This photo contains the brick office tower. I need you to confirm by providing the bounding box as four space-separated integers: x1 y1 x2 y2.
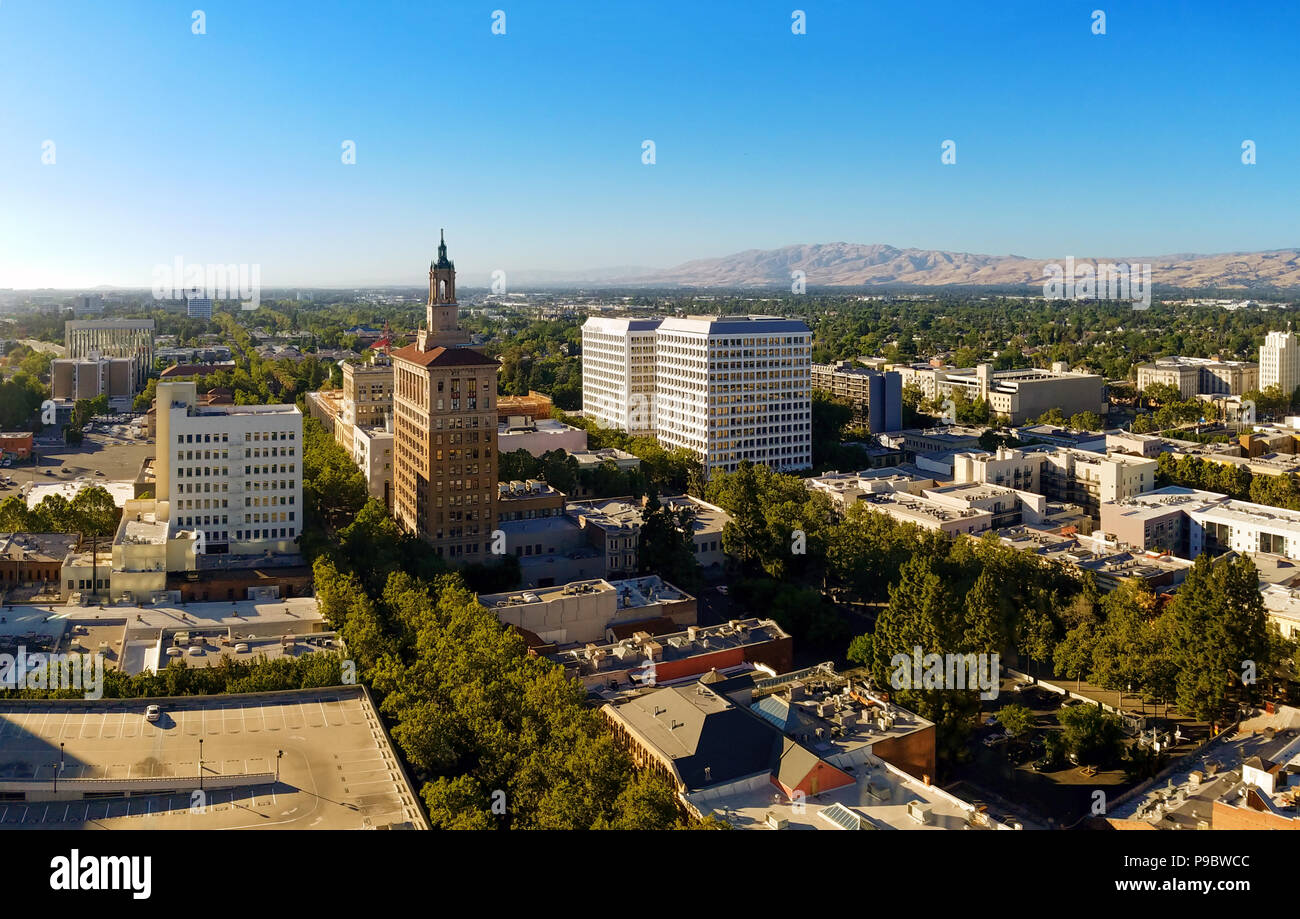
392 232 500 561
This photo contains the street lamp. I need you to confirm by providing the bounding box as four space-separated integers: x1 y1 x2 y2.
51 764 58 794
60 742 65 768
198 738 204 792
276 750 283 782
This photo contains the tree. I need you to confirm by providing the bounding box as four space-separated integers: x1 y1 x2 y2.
997 703 1035 739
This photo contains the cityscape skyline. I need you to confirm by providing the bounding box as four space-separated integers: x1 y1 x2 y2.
3 0 1298 289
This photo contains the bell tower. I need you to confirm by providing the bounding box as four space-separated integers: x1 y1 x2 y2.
418 229 469 350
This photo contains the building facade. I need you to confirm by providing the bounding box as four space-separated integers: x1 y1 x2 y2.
391 233 500 560
154 380 303 556
1261 330 1300 396
580 317 660 435
1136 356 1259 399
65 319 155 391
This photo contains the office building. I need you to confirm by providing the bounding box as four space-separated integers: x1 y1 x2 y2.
581 317 660 435
154 379 303 556
391 233 500 560
51 354 135 403
580 315 813 476
1260 330 1300 396
185 292 213 319
1136 356 1259 399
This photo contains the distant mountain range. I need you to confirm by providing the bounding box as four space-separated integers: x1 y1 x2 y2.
581 243 1300 291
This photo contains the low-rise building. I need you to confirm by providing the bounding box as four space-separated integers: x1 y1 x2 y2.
550 617 792 694
480 575 696 645
497 415 588 458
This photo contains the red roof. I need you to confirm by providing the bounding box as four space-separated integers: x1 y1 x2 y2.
391 344 498 368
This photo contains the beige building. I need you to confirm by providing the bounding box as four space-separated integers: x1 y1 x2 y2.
1261 330 1300 396
336 355 394 448
391 233 500 561
480 575 696 645
893 361 1105 424
1136 356 1258 398
953 445 1156 516
51 355 135 402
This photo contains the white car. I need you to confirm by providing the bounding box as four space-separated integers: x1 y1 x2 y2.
145 704 161 723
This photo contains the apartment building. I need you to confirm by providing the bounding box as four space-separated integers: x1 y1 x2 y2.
1100 485 1300 562
953 445 1156 516
1136 356 1259 398
65 318 155 391
154 379 303 556
391 233 500 560
811 362 903 431
1260 330 1300 395
581 317 660 434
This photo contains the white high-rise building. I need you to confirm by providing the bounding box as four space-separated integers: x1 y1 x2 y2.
655 316 812 475
155 380 303 556
581 315 812 476
581 317 659 435
1260 330 1300 396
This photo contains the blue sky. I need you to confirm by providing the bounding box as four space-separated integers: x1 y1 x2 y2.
1 0 1297 288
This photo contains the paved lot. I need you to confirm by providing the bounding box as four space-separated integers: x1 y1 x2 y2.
1 433 153 496
0 688 426 829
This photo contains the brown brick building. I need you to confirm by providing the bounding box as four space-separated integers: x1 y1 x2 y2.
391 233 499 560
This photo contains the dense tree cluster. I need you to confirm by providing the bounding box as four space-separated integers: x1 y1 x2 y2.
0 485 120 537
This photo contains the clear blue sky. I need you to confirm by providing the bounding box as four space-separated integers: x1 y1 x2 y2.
1 0 1296 288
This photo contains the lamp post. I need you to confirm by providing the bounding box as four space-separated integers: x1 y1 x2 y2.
60 742 65 769
276 750 283 782
51 763 58 794
198 738 204 793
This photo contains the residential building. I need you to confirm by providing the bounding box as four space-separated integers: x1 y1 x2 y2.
954 445 1156 517
1101 485 1300 561
811 362 902 432
391 233 500 561
65 319 155 391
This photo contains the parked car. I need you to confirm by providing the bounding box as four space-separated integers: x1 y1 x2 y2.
145 704 161 723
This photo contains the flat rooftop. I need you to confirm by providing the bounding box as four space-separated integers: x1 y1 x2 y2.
0 686 426 829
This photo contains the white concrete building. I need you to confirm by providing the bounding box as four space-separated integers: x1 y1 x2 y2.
581 317 660 435
655 315 812 476
1260 330 1300 396
953 445 1156 515
497 416 588 457
155 380 303 556
352 424 394 509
